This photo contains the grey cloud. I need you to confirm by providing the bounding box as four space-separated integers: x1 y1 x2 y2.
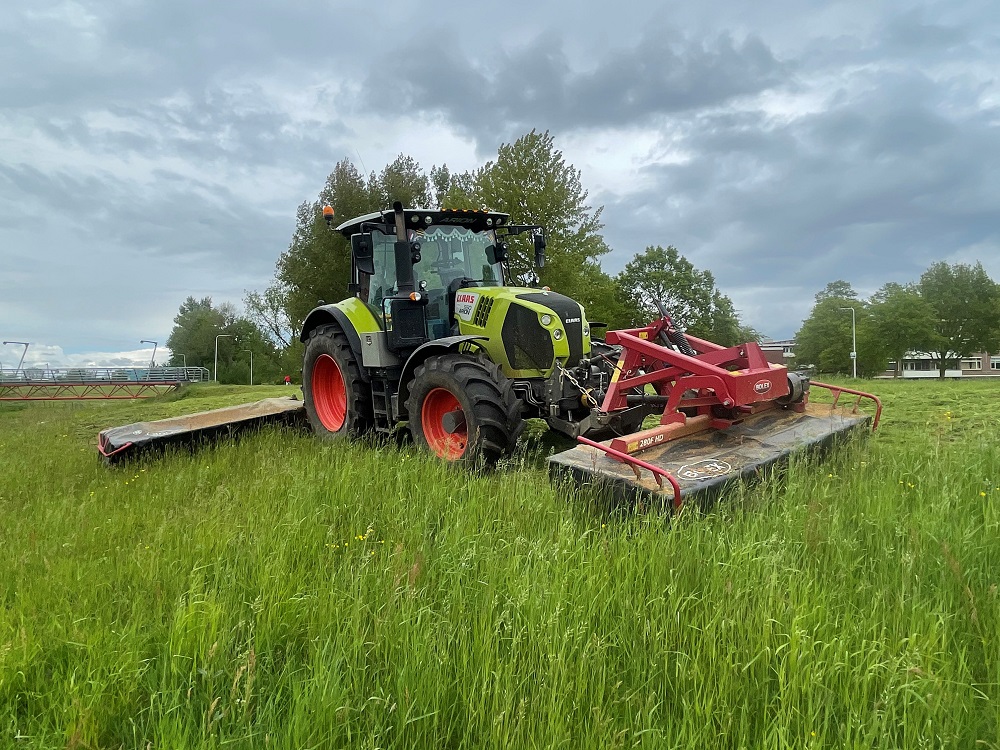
0 161 287 274
1 0 372 110
364 28 789 148
3 0 999 354
600 65 1000 338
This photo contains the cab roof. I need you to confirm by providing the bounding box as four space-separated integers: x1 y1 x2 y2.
335 207 511 238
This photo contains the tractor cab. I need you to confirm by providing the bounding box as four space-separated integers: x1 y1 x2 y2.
332 203 545 350
364 223 504 338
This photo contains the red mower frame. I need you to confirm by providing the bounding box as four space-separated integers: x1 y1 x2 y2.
578 311 882 507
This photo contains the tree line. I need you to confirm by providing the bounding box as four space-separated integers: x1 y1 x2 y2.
167 130 757 383
796 263 1000 378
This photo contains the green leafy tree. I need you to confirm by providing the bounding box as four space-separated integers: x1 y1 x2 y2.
262 131 627 337
244 284 293 348
919 261 1000 378
225 318 281 384
429 164 456 207
868 282 937 377
464 130 611 308
166 297 278 383
575 261 635 330
815 280 858 302
165 296 235 371
707 290 761 346
274 160 370 328
795 282 884 376
613 245 755 346
272 156 434 332
367 154 430 210
439 168 477 209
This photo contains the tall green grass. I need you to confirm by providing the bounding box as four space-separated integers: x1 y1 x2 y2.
0 379 997 748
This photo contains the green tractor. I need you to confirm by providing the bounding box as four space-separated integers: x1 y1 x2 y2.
298 201 641 462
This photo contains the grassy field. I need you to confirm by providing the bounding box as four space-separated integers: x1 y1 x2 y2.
0 379 997 749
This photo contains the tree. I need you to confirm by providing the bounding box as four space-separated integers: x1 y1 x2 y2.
367 154 430 210
272 156 435 332
244 283 294 348
262 131 630 334
465 130 611 305
815 280 858 303
918 261 1000 378
613 245 755 346
794 282 885 376
429 164 454 207
166 297 279 383
165 296 235 370
707 289 761 346
573 260 635 330
868 282 937 376
274 160 370 328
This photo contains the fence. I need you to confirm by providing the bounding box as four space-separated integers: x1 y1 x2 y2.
0 366 211 400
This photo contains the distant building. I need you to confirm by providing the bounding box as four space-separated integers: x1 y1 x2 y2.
759 338 1000 378
760 338 796 367
882 352 1000 379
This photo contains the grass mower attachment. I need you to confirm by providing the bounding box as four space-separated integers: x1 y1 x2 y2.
97 397 306 464
548 306 882 510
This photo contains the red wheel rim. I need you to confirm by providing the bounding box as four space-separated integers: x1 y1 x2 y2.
421 387 467 460
313 354 347 431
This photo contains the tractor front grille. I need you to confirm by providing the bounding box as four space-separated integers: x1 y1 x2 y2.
472 296 494 327
502 304 554 371
517 292 584 365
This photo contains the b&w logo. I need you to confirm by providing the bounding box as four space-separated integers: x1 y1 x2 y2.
676 459 733 481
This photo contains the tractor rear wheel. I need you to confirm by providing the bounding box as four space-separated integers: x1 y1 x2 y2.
406 354 523 464
303 325 372 438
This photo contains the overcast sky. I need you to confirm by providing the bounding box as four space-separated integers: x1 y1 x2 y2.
2 0 998 367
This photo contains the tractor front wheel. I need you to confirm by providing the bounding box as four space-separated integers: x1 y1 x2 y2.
406 355 523 465
303 325 372 439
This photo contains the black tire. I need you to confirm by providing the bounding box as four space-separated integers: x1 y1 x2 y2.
405 354 523 464
302 325 372 439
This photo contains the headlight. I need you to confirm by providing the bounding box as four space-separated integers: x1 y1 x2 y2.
583 324 590 336
540 314 553 326
553 329 563 340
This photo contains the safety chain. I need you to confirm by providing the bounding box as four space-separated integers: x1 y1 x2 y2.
555 360 599 408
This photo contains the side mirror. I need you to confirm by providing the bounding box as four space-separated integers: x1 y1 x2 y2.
533 234 546 268
351 234 375 275
486 242 508 265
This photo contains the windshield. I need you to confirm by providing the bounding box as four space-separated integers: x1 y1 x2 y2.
410 225 502 291
366 225 503 309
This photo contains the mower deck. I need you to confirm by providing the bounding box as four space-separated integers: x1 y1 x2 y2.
548 402 872 509
97 397 306 463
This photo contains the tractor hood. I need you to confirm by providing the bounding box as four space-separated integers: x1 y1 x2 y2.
454 286 591 376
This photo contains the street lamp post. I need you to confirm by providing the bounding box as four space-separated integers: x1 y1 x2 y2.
214 334 234 382
3 341 30 374
839 307 857 378
140 339 158 377
242 350 253 385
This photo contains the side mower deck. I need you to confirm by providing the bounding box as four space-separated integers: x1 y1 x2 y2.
97 397 306 463
548 401 873 510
